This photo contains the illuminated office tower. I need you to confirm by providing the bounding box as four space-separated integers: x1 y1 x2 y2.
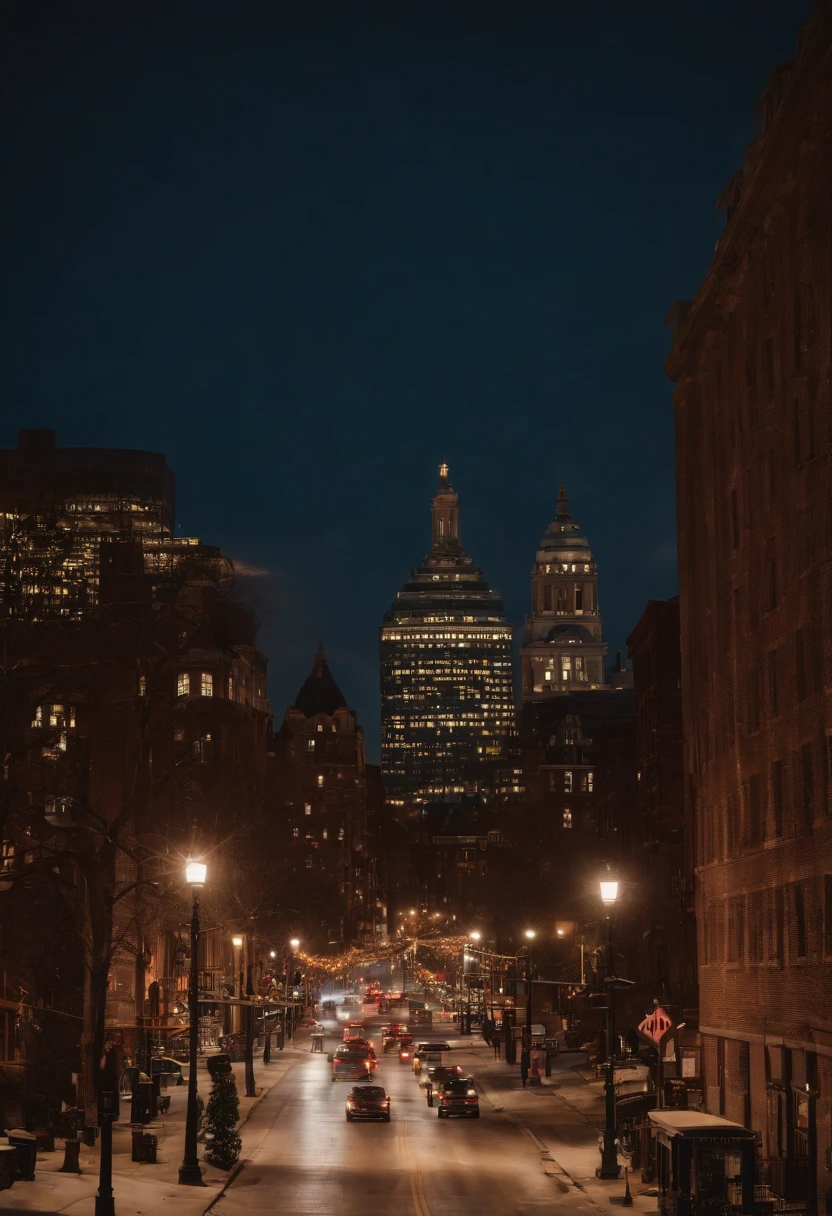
380 465 515 804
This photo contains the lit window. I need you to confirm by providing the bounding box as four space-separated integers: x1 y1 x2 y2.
338 826 344 840
322 827 328 840
544 670 552 681
174 728 185 741
177 672 190 697
307 739 315 751
317 774 324 788
228 676 233 699
564 771 573 793
201 672 213 697
304 803 312 816
293 828 299 838
582 771 594 793
32 705 43 727
563 808 572 829
139 675 147 697
317 723 323 732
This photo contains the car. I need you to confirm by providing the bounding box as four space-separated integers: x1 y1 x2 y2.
150 1056 184 1085
331 1045 377 1082
345 1084 391 1122
422 1065 465 1105
343 1037 375 1056
343 1021 365 1040
415 1040 452 1054
436 1078 480 1118
398 1040 414 1063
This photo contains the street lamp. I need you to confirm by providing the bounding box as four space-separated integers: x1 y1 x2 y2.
179 859 207 1186
597 873 621 1180
286 939 300 1037
523 931 536 1031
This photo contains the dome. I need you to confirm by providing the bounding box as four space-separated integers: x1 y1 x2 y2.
536 485 592 559
545 623 595 645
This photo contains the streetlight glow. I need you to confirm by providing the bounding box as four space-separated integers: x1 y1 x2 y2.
269 950 276 959
557 929 565 937
524 929 536 940
232 935 243 947
185 859 207 887
290 938 300 949
469 930 481 941
600 880 619 905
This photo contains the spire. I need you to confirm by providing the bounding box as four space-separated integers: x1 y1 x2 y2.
431 463 461 552
556 484 571 522
293 645 348 717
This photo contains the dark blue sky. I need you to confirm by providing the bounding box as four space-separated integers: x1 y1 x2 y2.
1 1 811 758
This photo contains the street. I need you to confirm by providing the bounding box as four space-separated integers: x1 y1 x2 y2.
213 1014 618 1216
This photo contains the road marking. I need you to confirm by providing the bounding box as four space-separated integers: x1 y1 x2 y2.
400 1123 431 1216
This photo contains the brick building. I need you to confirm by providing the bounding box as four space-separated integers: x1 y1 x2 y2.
627 598 697 1009
667 10 832 1209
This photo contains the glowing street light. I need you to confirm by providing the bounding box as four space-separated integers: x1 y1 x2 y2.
600 879 619 906
232 935 243 948
179 860 208 1187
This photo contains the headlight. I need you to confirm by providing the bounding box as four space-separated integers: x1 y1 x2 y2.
467 1089 476 1096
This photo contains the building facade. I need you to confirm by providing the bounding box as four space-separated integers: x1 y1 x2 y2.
272 647 387 944
380 466 514 803
668 11 832 1208
627 597 697 1009
520 486 608 700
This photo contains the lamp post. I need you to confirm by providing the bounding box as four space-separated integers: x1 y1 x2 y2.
597 875 621 1180
287 938 299 1038
179 859 207 1186
461 931 480 1035
523 930 536 1032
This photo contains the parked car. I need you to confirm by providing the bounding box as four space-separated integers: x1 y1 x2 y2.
150 1057 184 1085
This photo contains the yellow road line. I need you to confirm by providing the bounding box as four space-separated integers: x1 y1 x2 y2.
401 1123 431 1216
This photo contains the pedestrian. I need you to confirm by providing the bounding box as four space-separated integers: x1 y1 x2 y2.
520 1048 531 1088
493 1036 501 1060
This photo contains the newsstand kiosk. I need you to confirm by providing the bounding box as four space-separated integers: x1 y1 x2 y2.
648 1109 757 1216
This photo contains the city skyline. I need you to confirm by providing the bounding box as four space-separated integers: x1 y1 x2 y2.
1 0 809 757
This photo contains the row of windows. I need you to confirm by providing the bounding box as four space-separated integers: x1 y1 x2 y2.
548 770 594 793
536 583 597 614
703 877 832 966
700 738 831 862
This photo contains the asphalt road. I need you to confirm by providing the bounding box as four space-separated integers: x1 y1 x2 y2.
212 1011 604 1216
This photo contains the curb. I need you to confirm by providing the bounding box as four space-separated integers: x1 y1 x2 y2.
198 1047 306 1214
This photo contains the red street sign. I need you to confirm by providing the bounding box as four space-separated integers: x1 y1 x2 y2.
638 1006 673 1045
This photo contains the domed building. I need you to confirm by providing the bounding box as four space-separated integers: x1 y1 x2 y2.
379 465 515 803
520 485 609 699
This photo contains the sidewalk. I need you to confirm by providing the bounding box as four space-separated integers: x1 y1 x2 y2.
0 1031 310 1215
450 1033 656 1214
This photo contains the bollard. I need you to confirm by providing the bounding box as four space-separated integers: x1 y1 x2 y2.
59 1139 82 1174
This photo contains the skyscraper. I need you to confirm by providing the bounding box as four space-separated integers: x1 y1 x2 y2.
380 465 514 804
520 485 608 700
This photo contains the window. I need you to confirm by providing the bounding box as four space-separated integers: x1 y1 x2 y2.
562 808 572 829
727 897 745 962
801 742 814 826
771 760 784 839
574 587 583 613
338 826 344 840
747 775 763 847
177 672 190 697
581 771 594 793
556 587 568 614
139 675 147 697
768 888 784 965
307 739 315 751
292 828 299 838
304 803 312 816
542 585 553 611
748 892 764 963
794 885 807 961
317 723 323 732
322 827 328 840
727 793 740 857
174 727 185 742
228 676 234 700
200 672 213 697
564 771 573 793
767 649 779 717
317 774 324 788
795 629 806 702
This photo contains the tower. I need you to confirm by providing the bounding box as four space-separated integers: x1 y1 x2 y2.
520 485 608 700
379 466 514 804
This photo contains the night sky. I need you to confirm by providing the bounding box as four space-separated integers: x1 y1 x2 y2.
2 1 812 758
